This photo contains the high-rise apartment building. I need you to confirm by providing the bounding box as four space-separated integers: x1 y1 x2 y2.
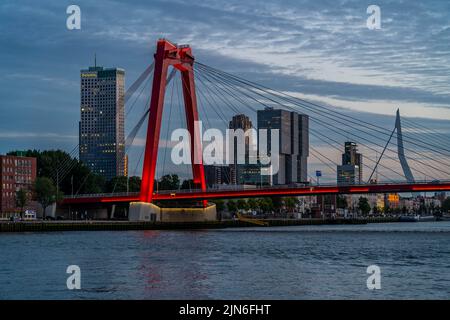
79 65 125 181
337 142 363 185
0 154 37 215
204 165 231 187
228 114 253 185
257 107 309 185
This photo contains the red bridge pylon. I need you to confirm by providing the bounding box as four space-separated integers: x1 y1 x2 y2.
140 39 207 204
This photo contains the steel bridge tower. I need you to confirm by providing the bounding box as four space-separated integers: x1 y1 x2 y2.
140 39 207 204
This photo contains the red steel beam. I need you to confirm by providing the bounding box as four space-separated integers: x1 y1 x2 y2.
62 182 450 205
140 39 207 204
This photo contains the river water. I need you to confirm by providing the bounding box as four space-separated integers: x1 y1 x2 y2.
0 222 449 299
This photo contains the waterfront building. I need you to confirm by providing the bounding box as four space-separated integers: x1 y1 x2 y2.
79 64 126 181
204 165 231 187
315 194 337 218
236 162 271 186
385 193 400 210
337 142 362 185
257 107 309 185
228 114 253 185
0 154 37 217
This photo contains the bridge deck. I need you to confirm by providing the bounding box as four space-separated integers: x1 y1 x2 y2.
62 181 450 205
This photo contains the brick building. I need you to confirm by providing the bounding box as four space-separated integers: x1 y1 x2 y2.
0 155 37 217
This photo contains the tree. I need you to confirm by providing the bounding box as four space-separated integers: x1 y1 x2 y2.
106 176 141 193
442 197 450 214
271 197 283 213
237 199 248 211
337 196 348 209
259 198 273 213
284 197 299 213
372 206 379 215
358 197 371 216
214 200 225 212
16 188 28 218
34 177 62 219
158 174 180 191
67 160 105 195
247 198 258 211
181 179 194 190
226 200 237 213
128 176 142 192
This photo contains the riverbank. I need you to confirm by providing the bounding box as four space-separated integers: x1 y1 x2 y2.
0 216 401 233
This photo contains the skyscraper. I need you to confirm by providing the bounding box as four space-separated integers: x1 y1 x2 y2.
204 165 231 187
79 65 125 181
228 114 253 185
337 142 363 185
257 107 309 185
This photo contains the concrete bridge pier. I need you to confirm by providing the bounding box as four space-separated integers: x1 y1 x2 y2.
128 202 217 222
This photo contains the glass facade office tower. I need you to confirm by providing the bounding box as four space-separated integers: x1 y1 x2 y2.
337 142 363 185
79 66 125 181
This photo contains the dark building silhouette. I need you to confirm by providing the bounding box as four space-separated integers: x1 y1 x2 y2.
257 107 309 185
337 142 363 185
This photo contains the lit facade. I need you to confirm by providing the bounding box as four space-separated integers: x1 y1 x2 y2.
337 142 363 185
79 66 125 181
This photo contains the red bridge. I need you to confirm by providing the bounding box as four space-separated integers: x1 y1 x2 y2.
60 39 450 209
64 181 450 205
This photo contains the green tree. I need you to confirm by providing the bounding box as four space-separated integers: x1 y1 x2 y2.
128 176 142 192
284 197 299 213
226 200 237 213
214 200 225 212
337 195 348 209
247 198 258 211
181 179 194 190
106 176 141 193
34 177 63 219
372 206 379 215
16 188 28 218
237 199 248 211
442 197 450 214
259 198 273 213
158 174 180 191
358 197 371 216
271 197 283 213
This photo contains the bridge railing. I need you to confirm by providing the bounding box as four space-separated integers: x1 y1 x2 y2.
63 179 450 199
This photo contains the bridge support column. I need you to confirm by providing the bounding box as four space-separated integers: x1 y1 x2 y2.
140 39 207 206
128 202 217 222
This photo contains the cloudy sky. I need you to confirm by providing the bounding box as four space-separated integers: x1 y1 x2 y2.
0 0 449 182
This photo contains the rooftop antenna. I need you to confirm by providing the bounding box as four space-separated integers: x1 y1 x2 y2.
94 53 97 68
